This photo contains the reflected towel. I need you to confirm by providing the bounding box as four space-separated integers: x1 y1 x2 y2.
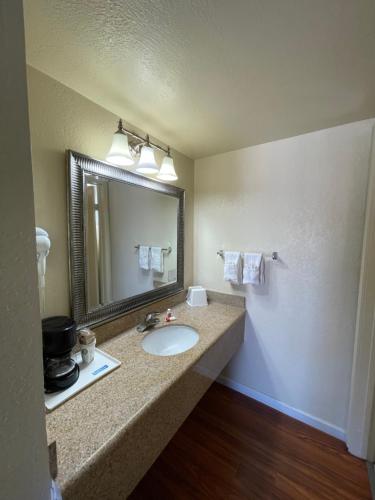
151 246 164 273
224 251 242 285
139 245 150 270
243 252 265 285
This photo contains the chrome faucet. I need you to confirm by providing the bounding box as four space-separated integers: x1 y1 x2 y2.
136 312 160 333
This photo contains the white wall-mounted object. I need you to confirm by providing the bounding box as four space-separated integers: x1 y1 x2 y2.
36 227 50 287
35 227 51 314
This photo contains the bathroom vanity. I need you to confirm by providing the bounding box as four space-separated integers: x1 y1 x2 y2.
46 296 245 499
45 151 245 498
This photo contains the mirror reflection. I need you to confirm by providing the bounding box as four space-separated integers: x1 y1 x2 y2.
84 174 178 311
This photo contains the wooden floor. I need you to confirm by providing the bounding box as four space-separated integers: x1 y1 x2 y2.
130 382 371 500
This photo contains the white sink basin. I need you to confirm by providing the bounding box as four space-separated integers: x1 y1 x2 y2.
142 325 199 356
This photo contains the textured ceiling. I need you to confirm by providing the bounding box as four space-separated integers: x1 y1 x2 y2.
24 0 375 159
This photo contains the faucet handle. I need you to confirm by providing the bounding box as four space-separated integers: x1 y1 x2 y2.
145 312 160 321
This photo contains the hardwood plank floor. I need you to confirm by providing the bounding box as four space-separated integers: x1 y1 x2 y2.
130 383 371 499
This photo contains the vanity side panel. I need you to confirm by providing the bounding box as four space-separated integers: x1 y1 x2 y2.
63 315 244 499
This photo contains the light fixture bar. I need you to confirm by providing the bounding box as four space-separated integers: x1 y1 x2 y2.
119 120 169 155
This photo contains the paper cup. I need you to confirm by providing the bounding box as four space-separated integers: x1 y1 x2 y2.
80 339 96 364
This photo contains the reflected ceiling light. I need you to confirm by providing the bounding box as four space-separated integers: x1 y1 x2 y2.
136 135 159 174
106 119 134 167
157 147 178 181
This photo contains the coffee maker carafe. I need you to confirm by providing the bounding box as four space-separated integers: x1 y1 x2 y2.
42 316 80 393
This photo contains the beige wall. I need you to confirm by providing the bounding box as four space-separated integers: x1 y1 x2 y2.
0 3 50 499
194 119 374 435
27 66 194 317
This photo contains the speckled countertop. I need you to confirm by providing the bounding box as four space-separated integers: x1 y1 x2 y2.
46 300 245 491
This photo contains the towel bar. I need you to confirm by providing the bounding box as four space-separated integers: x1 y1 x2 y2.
217 250 278 261
135 244 172 254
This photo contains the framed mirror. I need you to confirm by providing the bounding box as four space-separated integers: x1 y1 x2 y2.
68 150 184 328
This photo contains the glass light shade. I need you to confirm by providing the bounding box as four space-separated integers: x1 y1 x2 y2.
157 155 178 181
136 145 159 174
106 130 134 167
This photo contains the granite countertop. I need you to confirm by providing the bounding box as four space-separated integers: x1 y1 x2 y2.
46 300 245 491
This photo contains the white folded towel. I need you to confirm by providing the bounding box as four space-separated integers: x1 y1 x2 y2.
224 251 242 285
151 246 164 273
243 252 265 285
139 246 150 270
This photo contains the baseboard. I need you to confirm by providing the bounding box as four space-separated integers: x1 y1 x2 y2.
217 375 346 442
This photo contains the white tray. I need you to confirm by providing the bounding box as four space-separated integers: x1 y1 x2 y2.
45 348 121 412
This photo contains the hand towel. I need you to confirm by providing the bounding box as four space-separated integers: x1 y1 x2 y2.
139 245 150 270
151 246 164 273
224 251 242 285
243 252 265 285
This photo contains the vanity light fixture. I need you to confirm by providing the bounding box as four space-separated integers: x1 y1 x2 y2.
136 135 159 175
106 119 178 181
157 147 178 181
106 119 134 167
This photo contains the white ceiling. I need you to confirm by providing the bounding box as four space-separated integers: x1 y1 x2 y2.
24 0 375 159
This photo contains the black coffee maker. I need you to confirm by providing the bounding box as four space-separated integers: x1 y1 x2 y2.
42 316 80 393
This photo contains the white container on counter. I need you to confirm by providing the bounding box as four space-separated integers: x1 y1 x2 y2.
79 328 96 364
186 286 208 307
